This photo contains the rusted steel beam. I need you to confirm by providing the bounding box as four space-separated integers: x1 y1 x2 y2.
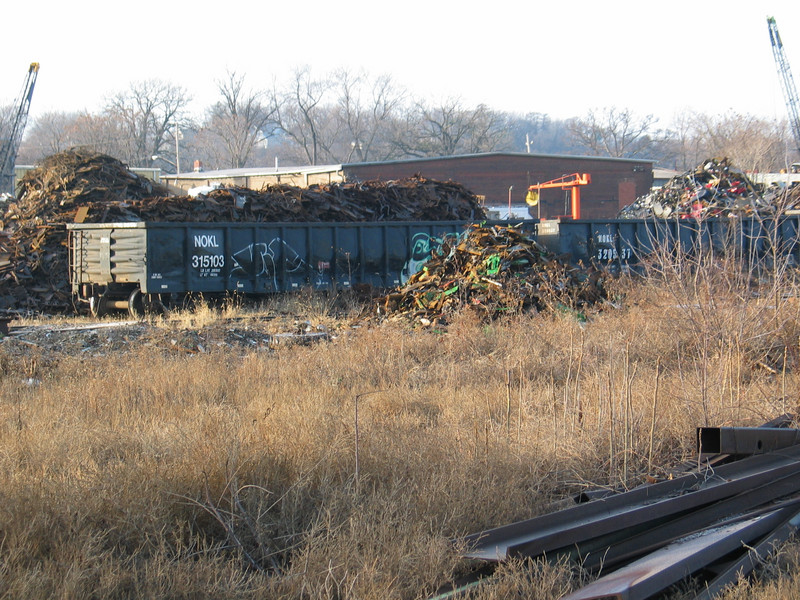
694 509 800 599
698 426 800 455
578 479 800 573
461 444 800 561
560 506 797 600
448 420 800 599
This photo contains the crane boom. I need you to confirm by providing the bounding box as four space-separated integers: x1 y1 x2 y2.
0 62 40 196
767 17 800 153
526 173 591 220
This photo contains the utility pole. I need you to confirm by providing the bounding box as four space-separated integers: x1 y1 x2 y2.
174 122 181 175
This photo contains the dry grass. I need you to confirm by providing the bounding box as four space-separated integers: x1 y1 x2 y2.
2 257 800 598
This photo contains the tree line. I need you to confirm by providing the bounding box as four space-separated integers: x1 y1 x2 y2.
4 67 798 175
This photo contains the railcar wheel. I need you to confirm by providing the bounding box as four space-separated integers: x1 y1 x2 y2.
89 291 107 318
128 288 145 318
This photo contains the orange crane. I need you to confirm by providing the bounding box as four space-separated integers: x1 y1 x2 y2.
525 172 591 220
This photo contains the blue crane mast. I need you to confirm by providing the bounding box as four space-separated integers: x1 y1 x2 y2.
768 17 800 154
0 62 39 196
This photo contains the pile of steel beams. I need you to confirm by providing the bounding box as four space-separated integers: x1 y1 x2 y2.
443 419 800 599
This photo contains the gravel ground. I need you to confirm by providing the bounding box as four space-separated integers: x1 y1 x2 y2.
0 312 344 362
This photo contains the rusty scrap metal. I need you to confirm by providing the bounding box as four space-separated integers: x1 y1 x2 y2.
10 148 169 211
376 224 605 325
0 149 170 314
74 178 486 225
619 157 800 219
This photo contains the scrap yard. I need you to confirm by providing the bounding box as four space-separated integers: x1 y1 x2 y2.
1 144 800 599
2 14 800 596
4 0 800 597
2 149 800 319
0 149 487 314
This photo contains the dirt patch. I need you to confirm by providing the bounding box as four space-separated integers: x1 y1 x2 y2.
0 313 345 368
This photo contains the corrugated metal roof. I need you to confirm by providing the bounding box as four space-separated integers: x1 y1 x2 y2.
174 164 343 179
342 151 655 169
176 152 655 180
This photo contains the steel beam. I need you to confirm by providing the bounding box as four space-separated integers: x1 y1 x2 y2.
698 427 800 455
694 509 800 599
461 445 800 561
560 507 796 600
578 472 800 572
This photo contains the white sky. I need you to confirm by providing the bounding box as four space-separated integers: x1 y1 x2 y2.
3 0 800 129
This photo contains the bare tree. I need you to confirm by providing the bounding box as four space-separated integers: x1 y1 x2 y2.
568 107 659 158
67 112 129 158
0 105 13 140
105 79 191 166
689 111 791 173
461 104 514 154
657 110 702 171
392 98 512 157
197 71 277 169
332 69 405 162
271 67 338 165
18 110 162 166
18 111 84 162
505 112 576 155
0 105 16 170
15 110 135 164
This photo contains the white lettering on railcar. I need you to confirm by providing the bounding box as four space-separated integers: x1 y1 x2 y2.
193 234 220 248
191 254 225 269
596 248 633 261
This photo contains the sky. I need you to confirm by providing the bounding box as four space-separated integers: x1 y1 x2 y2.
3 0 800 129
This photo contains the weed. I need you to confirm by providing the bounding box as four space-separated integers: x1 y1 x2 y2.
1 257 799 597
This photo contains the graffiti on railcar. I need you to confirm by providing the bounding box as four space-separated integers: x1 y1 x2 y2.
400 231 460 284
231 239 307 288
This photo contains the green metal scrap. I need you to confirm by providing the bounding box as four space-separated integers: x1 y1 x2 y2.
378 224 606 324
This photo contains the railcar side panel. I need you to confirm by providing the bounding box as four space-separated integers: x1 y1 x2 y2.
67 215 800 313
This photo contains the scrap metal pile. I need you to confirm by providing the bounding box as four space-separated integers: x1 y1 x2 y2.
446 418 800 600
376 224 604 325
0 149 171 313
114 179 486 223
619 157 800 219
12 148 171 209
0 149 485 314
